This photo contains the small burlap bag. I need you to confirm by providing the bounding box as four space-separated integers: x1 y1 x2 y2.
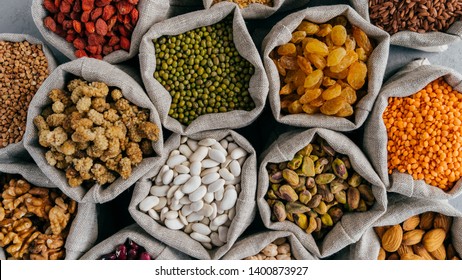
262 5 390 131
0 162 98 260
350 1 462 52
80 224 191 260
129 130 257 259
0 33 57 161
257 128 387 258
23 57 164 204
350 194 462 260
202 0 311 20
363 59 462 200
31 0 169 63
139 3 268 135
221 230 317 260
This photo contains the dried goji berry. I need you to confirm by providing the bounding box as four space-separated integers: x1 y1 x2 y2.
59 1 71 13
72 20 82 33
124 22 134 32
86 45 99 54
55 0 62 7
120 36 130 51
107 15 117 31
102 45 113 55
122 15 131 25
117 1 134 15
108 36 120 46
64 0 75 4
56 12 66 24
73 37 86 49
43 0 58 13
55 25 66 37
44 16 57 32
130 8 138 25
118 25 128 37
81 11 90 23
113 45 121 51
75 49 87 58
95 18 108 36
91 7 103 21
102 5 116 21
70 11 79 20
62 20 73 30
85 22 95 33
127 0 138 4
87 33 105 45
95 0 112 6
73 0 81 12
65 33 76 43
82 0 94 11
90 54 103 60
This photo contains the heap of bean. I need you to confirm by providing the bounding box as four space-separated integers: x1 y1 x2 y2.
100 239 153 260
153 16 255 125
266 136 376 241
244 238 293 260
369 0 462 35
0 40 49 148
138 136 248 249
212 0 273 8
383 78 462 191
270 16 373 117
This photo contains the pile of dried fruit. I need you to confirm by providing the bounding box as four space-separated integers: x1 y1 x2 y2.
383 78 462 191
244 237 293 260
376 212 460 260
212 0 273 8
270 16 373 117
34 78 160 188
153 16 255 125
42 0 140 59
0 175 77 260
369 0 462 35
265 136 376 241
100 238 153 260
0 40 49 148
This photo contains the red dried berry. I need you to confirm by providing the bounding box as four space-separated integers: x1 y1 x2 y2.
90 54 103 60
85 22 95 33
102 4 116 21
107 15 117 31
95 0 112 7
118 25 128 37
62 20 73 30
113 44 121 50
102 45 113 55
120 36 130 51
73 0 81 12
82 0 94 11
70 11 79 20
75 49 87 58
81 11 91 23
108 36 120 46
44 16 57 32
64 0 75 4
73 37 87 49
43 0 58 13
127 0 138 4
130 8 138 25
87 33 105 45
56 12 66 24
55 0 62 7
91 7 103 21
116 1 133 15
65 33 76 43
86 45 99 55
59 1 72 13
95 18 108 36
72 20 82 33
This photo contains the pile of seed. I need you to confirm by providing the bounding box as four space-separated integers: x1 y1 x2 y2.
369 0 462 35
0 40 49 148
153 16 255 125
212 0 273 8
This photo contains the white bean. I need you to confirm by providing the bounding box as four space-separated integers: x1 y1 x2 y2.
210 232 225 247
219 188 238 211
162 170 174 185
212 143 228 156
139 196 159 212
208 179 225 193
218 226 228 243
192 223 212 236
179 211 188 226
187 139 198 151
169 150 180 157
174 165 190 174
184 223 193 234
155 165 169 185
219 168 234 181
208 149 226 163
150 186 169 197
227 142 238 153
198 138 217 146
221 158 232 169
160 207 169 221
186 213 204 223
190 200 204 212
228 207 236 220
219 139 228 149
190 146 209 162
165 210 178 220
210 203 218 220
190 161 201 176
199 204 213 217
201 159 220 168
148 209 160 220
179 144 193 157
201 166 220 177
232 148 247 160
167 154 187 168
173 174 191 185
201 242 213 250
165 218 184 230
181 176 201 194
174 189 185 200
202 172 220 185
203 192 214 203
167 185 179 199
214 187 224 201
190 232 212 243
212 214 228 227
181 205 193 217
180 136 188 144
154 197 167 211
179 196 191 205
189 185 207 202
229 160 241 177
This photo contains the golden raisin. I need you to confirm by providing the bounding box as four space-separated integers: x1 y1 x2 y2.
353 26 372 54
305 39 329 57
327 47 346 67
322 83 342 100
278 43 297 56
304 69 324 89
330 50 358 73
297 21 320 35
300 89 322 104
347 61 367 90
331 25 347 46
306 53 327 70
320 96 347 115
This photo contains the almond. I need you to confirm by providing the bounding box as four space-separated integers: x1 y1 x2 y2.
401 253 424 260
377 247 386 260
403 215 420 231
430 244 446 260
397 244 413 257
402 229 425 246
374 226 390 239
412 244 434 260
423 228 446 252
433 213 452 233
382 224 403 252
387 252 399 260
419 212 435 230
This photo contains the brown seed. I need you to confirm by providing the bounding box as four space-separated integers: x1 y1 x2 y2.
402 229 425 246
422 228 446 252
402 215 420 231
381 225 403 252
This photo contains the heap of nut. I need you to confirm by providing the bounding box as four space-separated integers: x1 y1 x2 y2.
270 16 373 117
0 175 77 260
376 212 460 260
100 238 153 260
266 136 376 241
34 78 160 188
42 0 140 59
244 237 293 260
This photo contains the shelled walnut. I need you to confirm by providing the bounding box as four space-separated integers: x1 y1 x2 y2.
0 175 77 260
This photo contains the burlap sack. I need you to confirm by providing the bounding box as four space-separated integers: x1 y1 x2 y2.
139 3 268 135
221 230 317 260
350 1 462 52
0 33 57 162
80 224 191 260
0 162 98 260
350 194 462 260
257 128 387 258
129 130 257 259
262 5 390 131
364 59 462 200
202 0 311 19
23 57 164 204
31 0 169 64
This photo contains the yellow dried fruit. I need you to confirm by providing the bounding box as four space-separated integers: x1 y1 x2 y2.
402 229 425 246
330 50 358 73
327 47 347 67
297 21 320 35
353 26 373 54
320 96 346 115
309 96 325 107
302 104 319 114
347 61 367 90
305 38 329 57
387 252 399 260
306 53 327 70
300 89 322 104
322 77 336 87
316 24 332 37
403 215 420 231
279 83 296 95
278 43 297 56
273 58 287 76
422 228 446 252
322 83 342 100
381 224 403 252
280 56 299 70
344 36 356 51
356 47 368 61
335 103 354 117
297 56 313 75
304 69 324 89
342 86 357 105
331 25 347 46
324 68 349 80
288 100 303 114
291 31 307 44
